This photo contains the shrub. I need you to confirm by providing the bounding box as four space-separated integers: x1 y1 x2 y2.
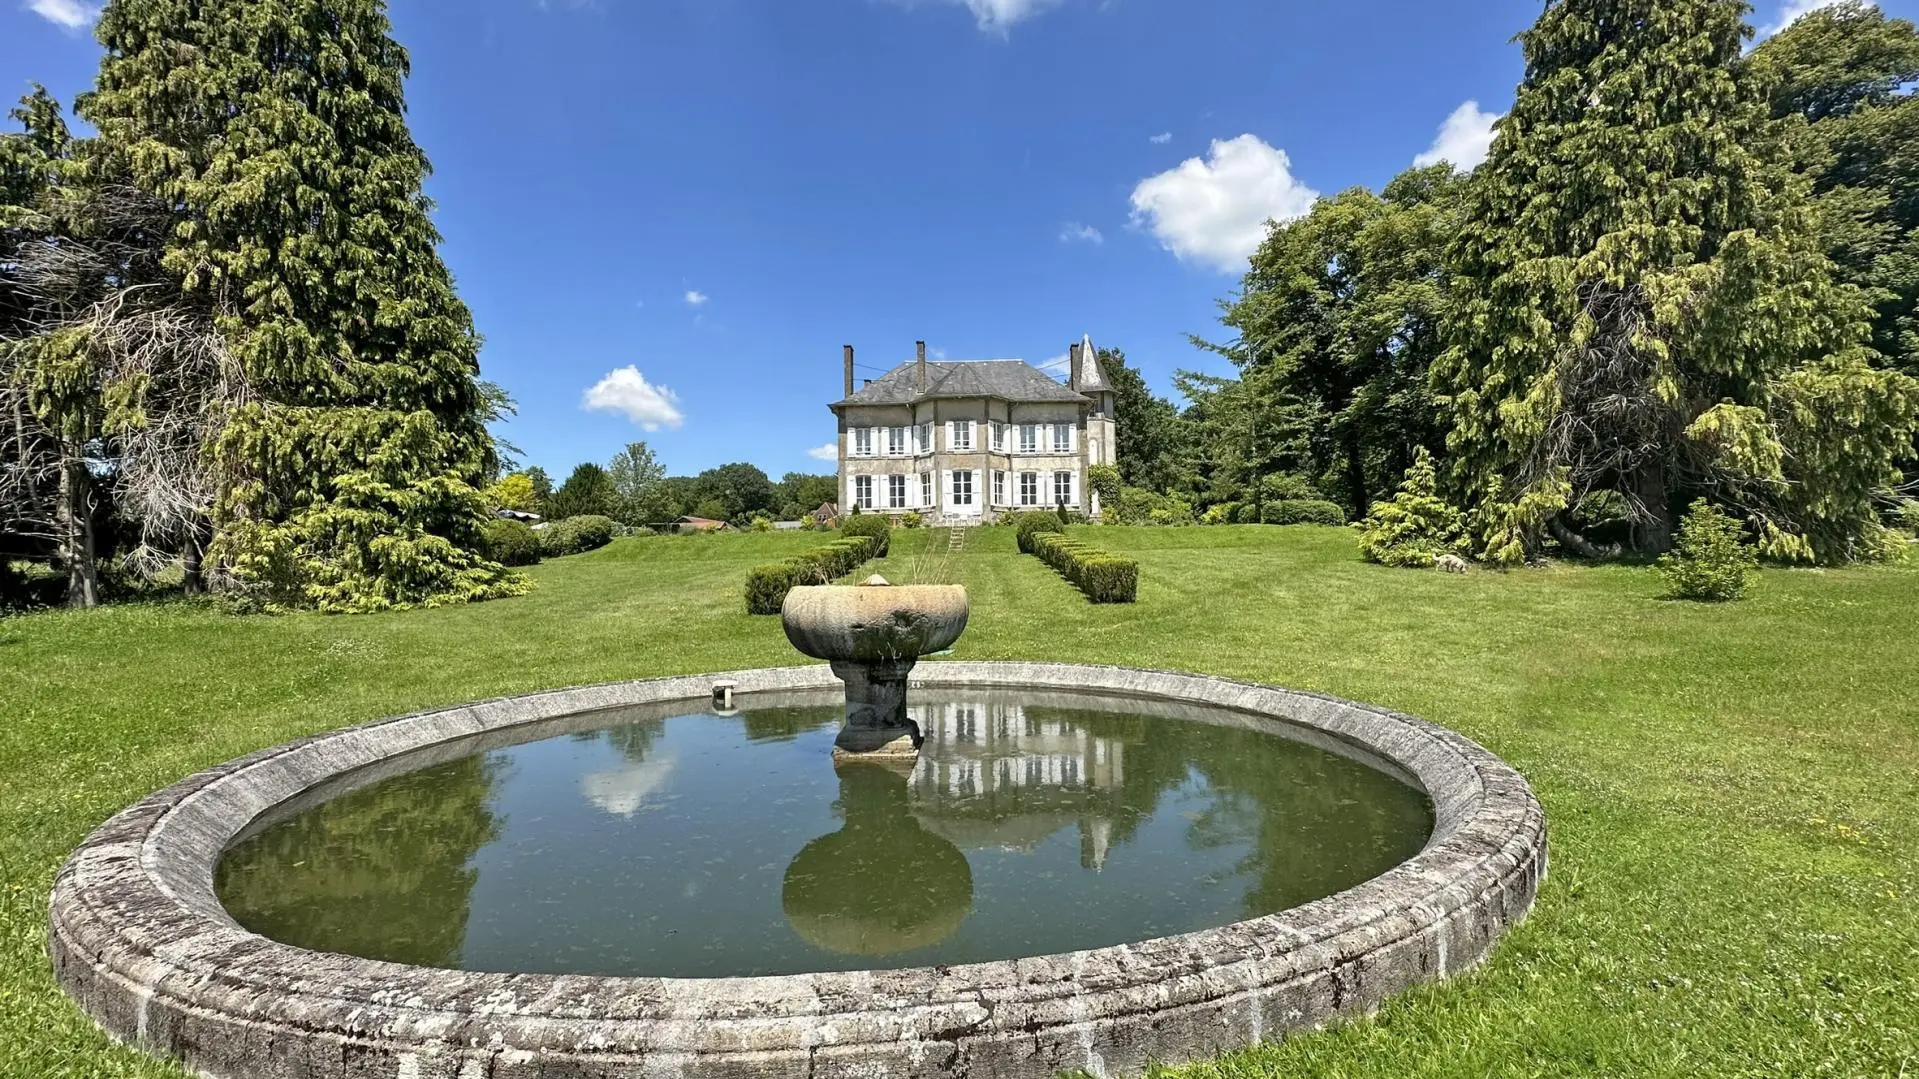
1658 500 1758 602
481 519 543 567
540 515 618 558
1891 499 1919 536
902 511 924 529
1356 449 1464 569
1087 464 1122 509
1113 487 1160 526
1027 531 1138 603
841 514 891 543
1148 497 1196 527
799 514 818 530
1201 502 1240 526
1013 510 1065 553
744 533 887 614
1234 503 1261 525
1259 473 1323 503
1260 499 1347 526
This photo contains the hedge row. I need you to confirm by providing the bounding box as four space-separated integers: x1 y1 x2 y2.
542 515 618 557
1012 510 1066 553
744 529 890 615
1027 531 1138 604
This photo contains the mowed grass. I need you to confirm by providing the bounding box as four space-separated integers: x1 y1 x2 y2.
2 525 1916 1078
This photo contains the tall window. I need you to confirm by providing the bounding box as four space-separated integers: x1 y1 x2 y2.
1019 471 1039 506
889 474 908 509
990 422 1006 451
992 470 1006 506
951 469 975 507
1018 424 1038 453
920 472 933 507
1054 471 1073 506
917 423 932 454
854 475 874 509
952 419 974 451
1053 424 1072 453
887 426 907 456
853 428 872 457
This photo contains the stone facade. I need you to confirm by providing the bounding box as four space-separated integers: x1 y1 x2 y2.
832 338 1118 525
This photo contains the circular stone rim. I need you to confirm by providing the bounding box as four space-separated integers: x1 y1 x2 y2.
49 662 1547 1079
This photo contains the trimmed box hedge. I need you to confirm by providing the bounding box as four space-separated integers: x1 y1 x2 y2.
1026 531 1138 604
1013 511 1066 553
1260 499 1348 527
540 515 617 557
744 529 890 615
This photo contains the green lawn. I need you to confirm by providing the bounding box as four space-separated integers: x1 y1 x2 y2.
3 526 1916 1077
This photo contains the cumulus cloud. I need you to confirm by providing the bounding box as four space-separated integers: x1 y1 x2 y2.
1059 222 1104 245
807 443 840 461
26 0 98 27
582 367 686 431
1150 132 1172 144
683 290 709 306
1413 101 1501 171
1759 0 1841 36
1128 134 1320 273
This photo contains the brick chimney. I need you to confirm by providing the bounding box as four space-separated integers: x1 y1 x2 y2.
843 344 855 398
1069 341 1083 386
917 340 928 393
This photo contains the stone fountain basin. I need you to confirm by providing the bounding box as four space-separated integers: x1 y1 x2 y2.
48 663 1546 1079
781 583 968 663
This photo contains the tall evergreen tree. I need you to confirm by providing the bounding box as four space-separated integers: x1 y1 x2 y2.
78 0 524 610
1437 0 1918 561
1098 347 1186 494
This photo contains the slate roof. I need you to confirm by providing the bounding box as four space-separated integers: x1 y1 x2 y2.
834 359 1090 408
1070 334 1111 394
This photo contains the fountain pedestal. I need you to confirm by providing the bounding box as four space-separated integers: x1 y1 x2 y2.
781 576 969 763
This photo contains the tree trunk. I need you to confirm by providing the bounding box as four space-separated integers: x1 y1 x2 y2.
1344 430 1369 519
57 451 99 608
1549 514 1616 561
1633 467 1674 554
181 523 208 596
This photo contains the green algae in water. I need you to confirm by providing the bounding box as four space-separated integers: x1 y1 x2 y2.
216 689 1432 978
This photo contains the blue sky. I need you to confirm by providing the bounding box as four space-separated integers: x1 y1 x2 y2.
6 0 1911 480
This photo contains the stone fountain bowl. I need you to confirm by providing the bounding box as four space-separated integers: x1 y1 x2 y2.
781 582 968 663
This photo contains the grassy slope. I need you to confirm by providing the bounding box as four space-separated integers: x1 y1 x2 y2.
2 526 1915 1077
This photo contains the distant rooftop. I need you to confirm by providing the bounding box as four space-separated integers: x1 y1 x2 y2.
835 359 1089 407
833 336 1110 408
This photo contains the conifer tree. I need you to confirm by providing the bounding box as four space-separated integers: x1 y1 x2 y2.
78 0 525 610
1437 0 1919 562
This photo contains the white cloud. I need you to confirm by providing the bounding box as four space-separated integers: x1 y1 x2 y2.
1413 100 1501 171
807 443 840 461
582 366 686 431
1150 132 1172 144
884 0 1064 33
683 289 709 306
1037 352 1070 375
1128 134 1320 273
1759 0 1841 36
26 0 98 27
1059 222 1104 245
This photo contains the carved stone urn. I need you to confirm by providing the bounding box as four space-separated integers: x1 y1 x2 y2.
781 575 969 760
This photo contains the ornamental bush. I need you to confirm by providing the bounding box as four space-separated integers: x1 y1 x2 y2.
1087 465 1122 509
1260 499 1348 526
1658 500 1759 602
480 519 543 567
1201 502 1240 526
1148 497 1197 527
541 515 618 558
1234 503 1261 525
840 515 892 550
1027 531 1138 603
902 511 925 529
1357 448 1465 569
744 533 886 614
1013 511 1065 553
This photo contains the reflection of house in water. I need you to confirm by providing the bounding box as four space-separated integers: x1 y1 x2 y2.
906 701 1130 869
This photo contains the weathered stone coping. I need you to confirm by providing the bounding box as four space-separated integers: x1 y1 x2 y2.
49 663 1547 1079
